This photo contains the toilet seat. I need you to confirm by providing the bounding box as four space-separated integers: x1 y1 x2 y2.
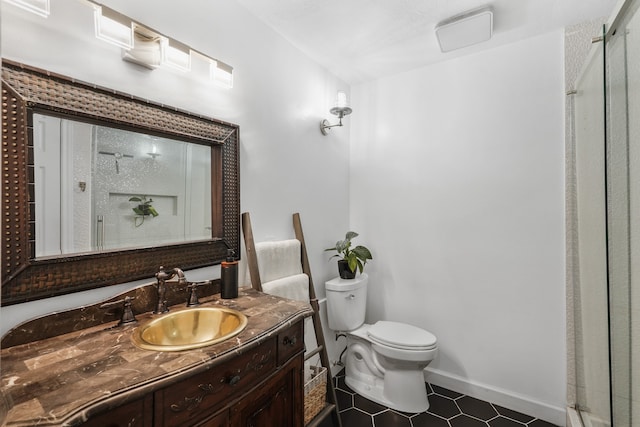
368 321 437 351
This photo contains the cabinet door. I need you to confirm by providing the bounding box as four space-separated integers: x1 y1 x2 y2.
231 356 303 427
82 395 152 427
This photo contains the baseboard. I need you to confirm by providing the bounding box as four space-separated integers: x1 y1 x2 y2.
424 367 566 427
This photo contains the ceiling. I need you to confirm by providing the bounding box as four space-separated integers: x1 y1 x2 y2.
237 0 618 84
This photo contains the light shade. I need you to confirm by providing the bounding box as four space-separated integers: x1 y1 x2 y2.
122 25 162 69
94 5 134 49
4 0 49 17
211 61 234 88
435 7 493 53
162 38 191 72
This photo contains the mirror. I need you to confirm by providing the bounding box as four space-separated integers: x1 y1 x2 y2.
33 114 212 256
2 60 240 306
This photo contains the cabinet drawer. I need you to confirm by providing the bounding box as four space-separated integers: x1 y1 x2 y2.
155 338 277 426
277 321 304 366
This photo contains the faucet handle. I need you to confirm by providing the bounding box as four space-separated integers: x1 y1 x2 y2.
186 281 208 307
100 296 137 326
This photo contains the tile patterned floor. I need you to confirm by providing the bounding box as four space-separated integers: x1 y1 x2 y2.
329 370 559 427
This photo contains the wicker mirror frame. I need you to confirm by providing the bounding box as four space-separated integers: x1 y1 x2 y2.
1 60 240 306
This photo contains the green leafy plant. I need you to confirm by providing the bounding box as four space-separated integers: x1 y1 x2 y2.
129 196 158 227
325 231 373 274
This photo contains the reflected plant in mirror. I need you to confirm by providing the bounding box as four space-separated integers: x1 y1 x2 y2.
129 196 159 227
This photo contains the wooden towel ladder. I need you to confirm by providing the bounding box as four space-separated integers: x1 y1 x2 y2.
242 212 342 427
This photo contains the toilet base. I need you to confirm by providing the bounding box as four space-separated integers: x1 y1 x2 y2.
345 369 430 413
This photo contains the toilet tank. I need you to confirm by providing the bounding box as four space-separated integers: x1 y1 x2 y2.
325 273 368 331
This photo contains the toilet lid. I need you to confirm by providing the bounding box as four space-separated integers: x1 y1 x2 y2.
368 321 437 350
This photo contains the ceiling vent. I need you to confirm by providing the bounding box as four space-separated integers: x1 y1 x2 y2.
435 7 493 53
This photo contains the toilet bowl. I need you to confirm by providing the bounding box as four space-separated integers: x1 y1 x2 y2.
325 274 438 413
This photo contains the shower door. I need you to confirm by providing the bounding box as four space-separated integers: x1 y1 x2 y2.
573 0 640 425
605 0 640 425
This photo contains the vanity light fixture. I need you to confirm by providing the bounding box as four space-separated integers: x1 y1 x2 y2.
87 1 232 86
93 4 134 49
4 0 50 17
161 38 191 72
320 91 353 135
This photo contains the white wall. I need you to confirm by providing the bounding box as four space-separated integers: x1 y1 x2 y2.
350 32 566 424
1 1 351 342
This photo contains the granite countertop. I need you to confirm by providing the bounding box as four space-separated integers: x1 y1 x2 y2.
0 288 313 426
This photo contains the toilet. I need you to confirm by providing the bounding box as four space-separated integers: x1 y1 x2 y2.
325 273 438 413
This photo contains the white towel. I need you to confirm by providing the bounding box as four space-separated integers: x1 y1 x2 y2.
262 273 310 302
255 239 303 283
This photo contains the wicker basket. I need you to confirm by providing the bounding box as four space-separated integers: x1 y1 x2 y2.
304 365 327 425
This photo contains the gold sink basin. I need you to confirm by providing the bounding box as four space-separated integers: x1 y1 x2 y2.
131 307 248 352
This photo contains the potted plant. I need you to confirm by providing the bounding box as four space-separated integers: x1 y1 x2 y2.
129 196 159 227
325 231 372 279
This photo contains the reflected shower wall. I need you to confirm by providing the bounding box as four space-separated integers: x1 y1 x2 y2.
34 114 212 257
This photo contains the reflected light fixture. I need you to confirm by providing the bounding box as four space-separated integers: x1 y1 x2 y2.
94 4 134 49
320 91 353 135
4 0 50 17
162 38 191 72
147 144 161 159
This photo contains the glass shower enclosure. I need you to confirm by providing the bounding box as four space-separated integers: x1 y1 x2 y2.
572 0 639 426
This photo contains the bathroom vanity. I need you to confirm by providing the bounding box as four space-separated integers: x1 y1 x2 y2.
0 289 312 426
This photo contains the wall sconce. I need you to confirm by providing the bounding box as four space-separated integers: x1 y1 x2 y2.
4 0 50 17
320 91 353 135
93 4 134 49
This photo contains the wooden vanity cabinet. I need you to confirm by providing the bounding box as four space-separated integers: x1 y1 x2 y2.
84 320 305 427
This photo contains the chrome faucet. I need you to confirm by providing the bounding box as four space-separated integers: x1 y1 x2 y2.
154 266 187 314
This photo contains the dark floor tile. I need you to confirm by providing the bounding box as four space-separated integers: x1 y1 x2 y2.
353 394 387 415
492 405 534 423
457 395 498 420
529 419 559 427
431 384 464 399
335 388 354 411
488 416 526 426
427 394 461 419
339 408 373 427
411 412 450 427
373 410 412 427
449 414 490 427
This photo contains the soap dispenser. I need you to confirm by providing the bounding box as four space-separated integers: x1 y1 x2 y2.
221 249 238 299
